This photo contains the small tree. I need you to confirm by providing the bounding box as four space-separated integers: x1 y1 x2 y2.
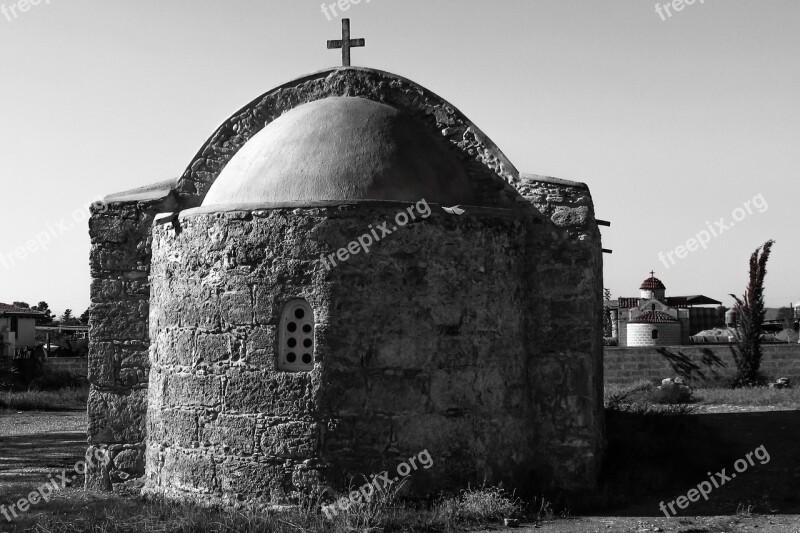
79 308 90 325
730 240 774 387
12 301 30 309
32 301 54 325
60 309 81 326
778 307 796 333
603 288 613 338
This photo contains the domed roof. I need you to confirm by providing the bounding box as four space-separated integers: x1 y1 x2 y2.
201 96 475 207
629 311 678 324
640 276 666 291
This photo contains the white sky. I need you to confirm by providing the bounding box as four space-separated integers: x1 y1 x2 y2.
0 0 797 317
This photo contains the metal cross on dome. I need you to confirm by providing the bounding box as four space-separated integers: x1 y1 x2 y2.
327 18 365 67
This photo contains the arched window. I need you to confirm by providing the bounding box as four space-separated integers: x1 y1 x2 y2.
651 329 659 340
277 299 315 372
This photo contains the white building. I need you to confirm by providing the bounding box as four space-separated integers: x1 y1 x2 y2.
0 303 44 356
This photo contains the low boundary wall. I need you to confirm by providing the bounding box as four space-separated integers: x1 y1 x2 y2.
604 344 800 386
43 357 88 378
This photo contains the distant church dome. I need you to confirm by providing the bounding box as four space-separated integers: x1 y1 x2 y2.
639 274 666 300
202 96 476 207
640 276 666 291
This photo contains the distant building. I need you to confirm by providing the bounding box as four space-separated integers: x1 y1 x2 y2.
609 274 721 347
718 305 800 344
0 303 44 356
727 307 796 331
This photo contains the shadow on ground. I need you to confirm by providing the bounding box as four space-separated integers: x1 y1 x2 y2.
0 414 86 504
600 409 800 517
1 409 799 526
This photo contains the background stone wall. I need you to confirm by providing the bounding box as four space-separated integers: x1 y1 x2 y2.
86 193 174 490
42 357 87 378
604 344 800 386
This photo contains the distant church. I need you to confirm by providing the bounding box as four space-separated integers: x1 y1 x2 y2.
86 21 606 505
609 273 721 347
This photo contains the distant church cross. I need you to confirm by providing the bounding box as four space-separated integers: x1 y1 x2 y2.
327 18 365 67
650 270 656 278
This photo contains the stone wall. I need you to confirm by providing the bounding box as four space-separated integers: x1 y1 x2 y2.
86 188 176 490
43 357 87 378
515 174 605 489
604 344 800 386
142 199 603 504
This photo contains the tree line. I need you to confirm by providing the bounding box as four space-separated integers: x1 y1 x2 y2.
10 301 88 326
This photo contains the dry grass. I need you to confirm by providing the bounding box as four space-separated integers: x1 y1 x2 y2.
605 382 800 409
693 386 800 408
435 486 537 523
0 485 541 533
0 386 88 411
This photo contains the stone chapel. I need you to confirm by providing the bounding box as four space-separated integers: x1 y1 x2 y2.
86 31 606 504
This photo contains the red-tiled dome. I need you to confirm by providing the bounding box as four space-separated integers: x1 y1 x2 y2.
629 311 678 324
640 276 666 291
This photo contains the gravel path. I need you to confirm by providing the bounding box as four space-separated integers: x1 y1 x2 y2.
0 410 87 503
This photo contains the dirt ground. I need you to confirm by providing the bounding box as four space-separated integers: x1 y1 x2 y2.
0 409 799 532
0 410 86 505
472 515 800 532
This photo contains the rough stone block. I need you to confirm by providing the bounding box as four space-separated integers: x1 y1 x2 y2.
219 289 253 326
429 367 509 412
88 388 147 444
161 448 216 494
224 369 311 415
84 445 112 491
216 457 285 500
200 414 256 454
149 408 198 446
195 331 237 365
113 448 145 473
164 373 223 408
89 214 146 244
88 342 117 387
259 421 318 457
244 326 276 367
155 328 196 367
367 372 428 414
90 301 148 341
90 278 124 302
